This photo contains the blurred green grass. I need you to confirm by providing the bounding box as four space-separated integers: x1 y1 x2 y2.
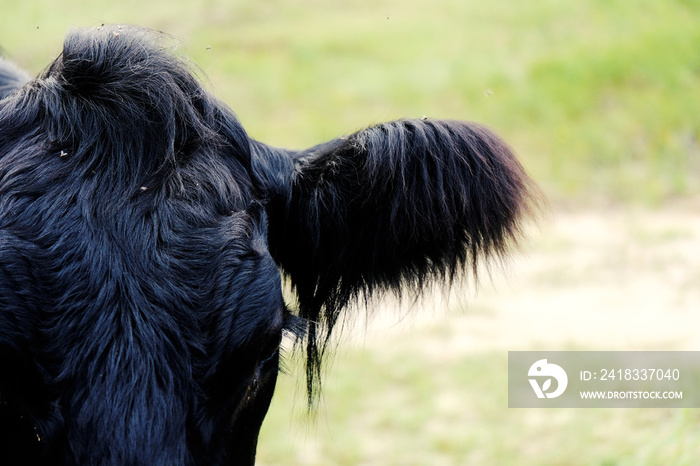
258 347 700 465
3 1 699 464
2 0 699 204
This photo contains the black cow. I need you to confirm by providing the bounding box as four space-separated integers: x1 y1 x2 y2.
0 25 540 465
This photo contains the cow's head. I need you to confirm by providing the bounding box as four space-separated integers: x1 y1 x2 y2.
0 26 540 465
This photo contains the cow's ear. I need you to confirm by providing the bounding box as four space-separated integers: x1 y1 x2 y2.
251 119 542 399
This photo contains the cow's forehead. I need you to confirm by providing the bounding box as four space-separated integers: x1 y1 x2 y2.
0 135 281 346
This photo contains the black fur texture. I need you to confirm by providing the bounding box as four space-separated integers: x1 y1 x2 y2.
0 25 540 465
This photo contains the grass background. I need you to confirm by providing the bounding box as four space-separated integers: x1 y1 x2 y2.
2 0 699 464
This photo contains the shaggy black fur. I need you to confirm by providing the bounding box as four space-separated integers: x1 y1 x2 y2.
0 25 540 465
251 119 539 402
